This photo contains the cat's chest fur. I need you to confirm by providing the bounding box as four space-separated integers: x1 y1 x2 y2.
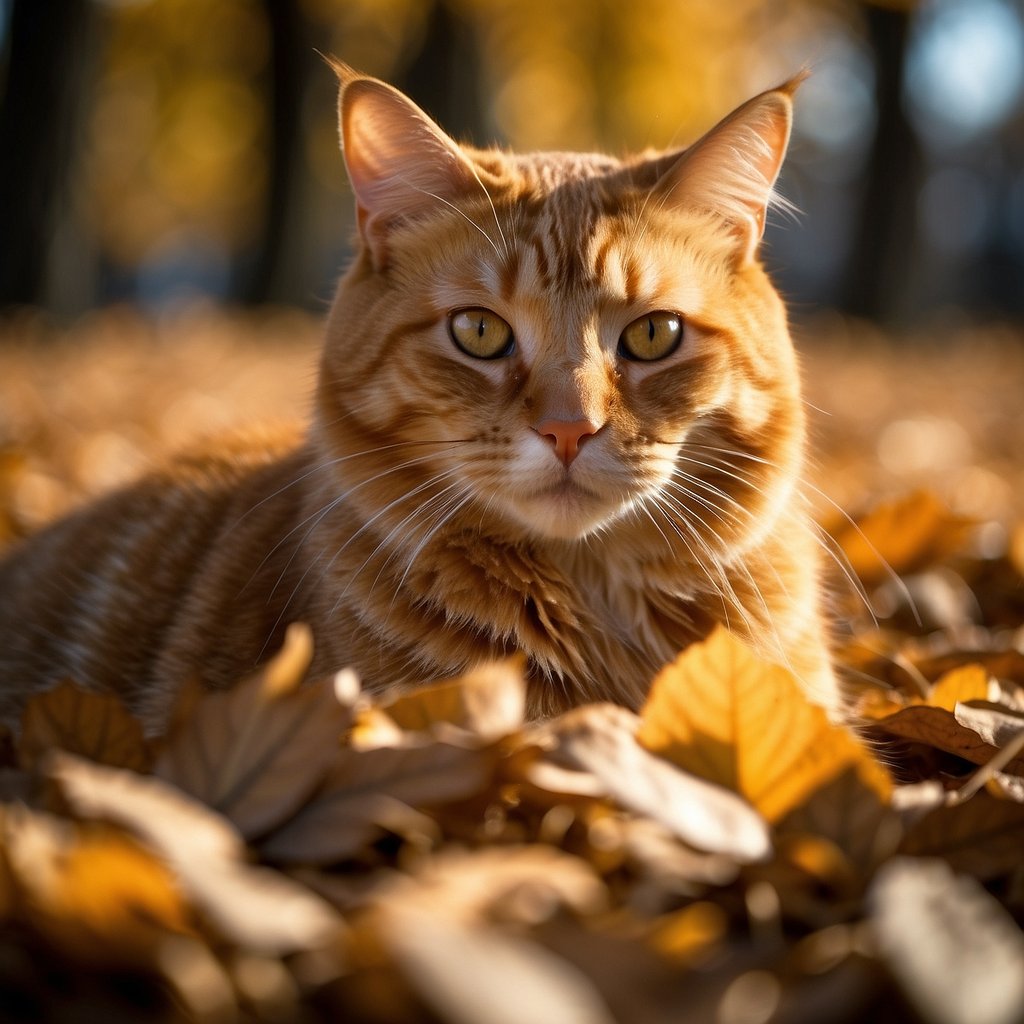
304 504 716 716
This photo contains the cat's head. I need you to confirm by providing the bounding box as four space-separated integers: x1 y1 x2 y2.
317 64 806 557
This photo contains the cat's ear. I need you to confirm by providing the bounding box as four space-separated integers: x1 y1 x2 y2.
330 61 481 268
653 73 805 265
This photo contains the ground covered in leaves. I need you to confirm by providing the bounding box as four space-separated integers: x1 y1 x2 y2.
1 307 1023 1024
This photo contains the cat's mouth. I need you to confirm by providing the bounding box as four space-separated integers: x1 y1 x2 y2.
515 476 623 540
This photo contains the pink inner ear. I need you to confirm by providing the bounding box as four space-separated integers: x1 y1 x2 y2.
340 79 479 237
653 87 794 257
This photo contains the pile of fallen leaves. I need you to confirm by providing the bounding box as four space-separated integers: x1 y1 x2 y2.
1 308 1024 1023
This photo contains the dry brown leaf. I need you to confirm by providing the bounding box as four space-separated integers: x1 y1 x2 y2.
870 857 1024 1024
953 700 1024 749
2 803 192 964
374 901 618 1024
382 658 526 743
636 627 890 823
19 681 151 772
537 702 772 861
833 490 971 587
156 626 358 839
870 704 1024 775
776 765 903 875
899 790 1024 879
258 741 498 865
49 751 339 954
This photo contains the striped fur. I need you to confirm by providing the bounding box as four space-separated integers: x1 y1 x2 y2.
0 70 836 732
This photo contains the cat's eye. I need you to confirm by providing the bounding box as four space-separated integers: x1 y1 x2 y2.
618 312 683 362
449 309 514 359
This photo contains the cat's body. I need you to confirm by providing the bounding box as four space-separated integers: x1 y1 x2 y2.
0 66 836 732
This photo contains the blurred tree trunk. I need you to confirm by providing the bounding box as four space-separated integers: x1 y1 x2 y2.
236 0 309 305
400 0 486 142
842 2 924 322
0 0 95 308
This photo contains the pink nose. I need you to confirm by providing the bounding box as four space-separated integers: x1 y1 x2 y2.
535 418 601 466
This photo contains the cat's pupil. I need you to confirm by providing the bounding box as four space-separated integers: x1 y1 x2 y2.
647 319 656 341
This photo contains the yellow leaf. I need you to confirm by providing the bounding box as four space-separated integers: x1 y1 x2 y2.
854 664 990 719
636 627 890 823
929 664 990 711
19 681 151 773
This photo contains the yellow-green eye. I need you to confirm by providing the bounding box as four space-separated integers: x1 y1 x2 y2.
618 312 683 361
449 309 514 359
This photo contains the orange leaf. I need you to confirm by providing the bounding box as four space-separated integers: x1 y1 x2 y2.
3 806 191 964
382 658 526 743
833 490 970 586
637 627 890 823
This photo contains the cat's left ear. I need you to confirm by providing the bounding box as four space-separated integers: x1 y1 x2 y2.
330 60 483 268
653 73 806 266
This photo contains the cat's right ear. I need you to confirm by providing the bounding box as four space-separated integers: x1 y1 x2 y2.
652 74 806 267
331 61 481 269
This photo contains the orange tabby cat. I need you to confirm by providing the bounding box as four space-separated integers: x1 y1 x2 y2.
0 65 835 732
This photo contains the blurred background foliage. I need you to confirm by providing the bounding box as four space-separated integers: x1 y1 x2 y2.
0 0 1022 328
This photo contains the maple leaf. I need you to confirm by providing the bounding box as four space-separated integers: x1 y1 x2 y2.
156 623 359 839
636 627 891 823
19 681 151 773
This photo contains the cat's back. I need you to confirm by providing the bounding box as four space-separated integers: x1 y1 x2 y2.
0 424 310 728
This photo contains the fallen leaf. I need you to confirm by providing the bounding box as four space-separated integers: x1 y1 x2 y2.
899 790 1024 879
636 627 890 822
156 625 358 839
953 700 1024 749
928 664 990 710
870 704 1024 775
381 658 526 743
2 803 192 964
646 901 729 965
49 751 339 954
19 681 151 772
372 845 606 927
374 901 618 1024
776 764 902 875
258 740 498 864
537 702 772 862
833 490 971 587
870 857 1024 1024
